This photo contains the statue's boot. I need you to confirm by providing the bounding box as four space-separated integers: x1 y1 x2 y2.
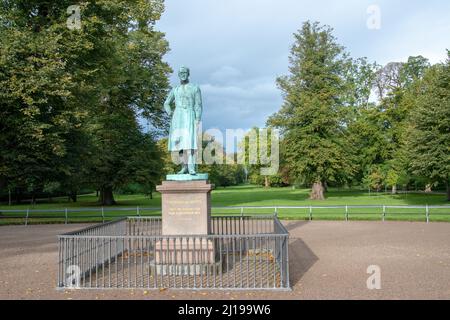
188 166 196 175
178 165 188 174
188 152 196 175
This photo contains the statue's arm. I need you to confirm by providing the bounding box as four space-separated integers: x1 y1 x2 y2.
164 88 175 115
194 86 202 121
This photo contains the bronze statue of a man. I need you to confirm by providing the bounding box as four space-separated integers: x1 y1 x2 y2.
164 66 202 175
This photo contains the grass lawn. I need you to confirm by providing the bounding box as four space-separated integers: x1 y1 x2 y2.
0 185 449 224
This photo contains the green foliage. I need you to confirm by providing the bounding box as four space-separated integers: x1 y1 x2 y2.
1 6 449 204
0 1 170 204
406 54 450 199
158 134 246 188
268 21 359 193
347 55 433 193
198 135 246 188
237 127 283 187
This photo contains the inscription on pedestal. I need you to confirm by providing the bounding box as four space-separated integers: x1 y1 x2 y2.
167 195 202 216
156 180 213 236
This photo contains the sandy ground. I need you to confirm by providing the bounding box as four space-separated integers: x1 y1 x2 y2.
0 221 449 300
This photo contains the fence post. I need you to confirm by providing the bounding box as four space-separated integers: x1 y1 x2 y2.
25 208 29 226
309 206 312 221
137 206 140 217
426 205 429 223
345 205 348 221
101 207 105 223
240 207 244 217
274 207 278 218
65 208 68 225
382 205 386 222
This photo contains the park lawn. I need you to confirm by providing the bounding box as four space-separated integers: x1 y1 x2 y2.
0 185 449 224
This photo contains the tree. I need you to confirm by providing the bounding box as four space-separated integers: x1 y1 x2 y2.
0 1 171 205
348 56 431 193
0 0 92 202
363 166 384 192
199 134 246 188
89 109 164 205
237 127 282 188
384 169 399 194
407 53 450 201
268 21 356 199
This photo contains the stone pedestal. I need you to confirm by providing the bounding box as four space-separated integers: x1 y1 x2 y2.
154 180 217 275
156 180 213 235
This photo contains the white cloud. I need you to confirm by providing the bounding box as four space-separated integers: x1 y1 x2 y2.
210 66 242 84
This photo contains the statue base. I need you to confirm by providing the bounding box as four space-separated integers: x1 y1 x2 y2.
156 180 213 235
155 180 216 272
166 173 209 181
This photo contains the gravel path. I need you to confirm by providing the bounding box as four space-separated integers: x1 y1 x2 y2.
1 221 449 300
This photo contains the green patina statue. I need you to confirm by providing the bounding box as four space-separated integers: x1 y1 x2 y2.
164 66 207 180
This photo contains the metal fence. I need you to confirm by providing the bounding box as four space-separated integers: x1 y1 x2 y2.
57 216 290 290
1 205 450 225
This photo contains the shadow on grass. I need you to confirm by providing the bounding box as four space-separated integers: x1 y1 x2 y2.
389 193 449 205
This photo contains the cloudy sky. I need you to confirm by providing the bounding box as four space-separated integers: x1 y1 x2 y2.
155 0 450 133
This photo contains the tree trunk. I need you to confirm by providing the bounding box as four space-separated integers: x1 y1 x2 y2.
425 184 432 193
310 181 325 200
264 176 270 188
391 185 397 194
8 189 11 206
100 187 116 205
70 191 77 203
322 180 328 192
15 188 22 204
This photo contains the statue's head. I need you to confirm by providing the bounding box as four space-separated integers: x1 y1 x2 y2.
178 66 190 82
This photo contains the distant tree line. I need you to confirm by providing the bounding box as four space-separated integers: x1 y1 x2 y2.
260 21 449 201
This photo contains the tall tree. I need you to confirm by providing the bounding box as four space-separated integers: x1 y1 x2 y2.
372 56 431 193
268 21 356 199
0 1 171 205
81 0 171 205
0 0 91 202
407 53 450 201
